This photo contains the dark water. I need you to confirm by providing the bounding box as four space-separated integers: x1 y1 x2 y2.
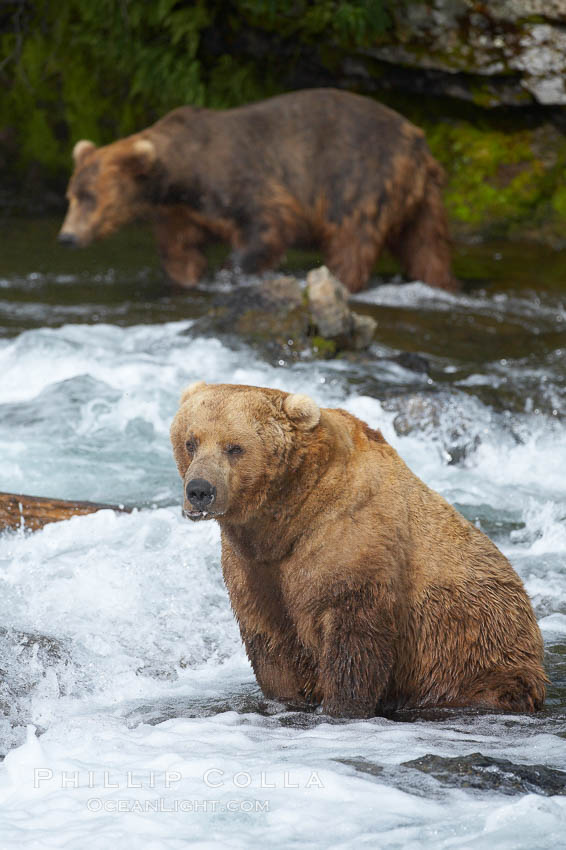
2 216 563 432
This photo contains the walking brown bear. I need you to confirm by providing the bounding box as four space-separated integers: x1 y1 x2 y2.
170 382 546 718
59 88 456 292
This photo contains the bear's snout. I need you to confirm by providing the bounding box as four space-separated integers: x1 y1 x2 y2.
57 231 79 247
186 478 216 512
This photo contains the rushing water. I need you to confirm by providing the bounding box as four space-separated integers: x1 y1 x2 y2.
0 217 565 848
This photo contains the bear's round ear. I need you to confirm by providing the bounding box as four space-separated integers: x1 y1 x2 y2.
72 139 96 163
130 138 157 174
179 381 207 406
283 393 320 430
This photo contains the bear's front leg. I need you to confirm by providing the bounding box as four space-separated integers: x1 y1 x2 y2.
242 628 316 707
153 208 208 286
318 585 396 718
230 219 286 276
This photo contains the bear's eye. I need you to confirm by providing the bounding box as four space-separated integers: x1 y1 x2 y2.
185 437 197 455
225 444 243 456
77 189 96 206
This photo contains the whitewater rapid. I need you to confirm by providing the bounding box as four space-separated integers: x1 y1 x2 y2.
0 277 564 848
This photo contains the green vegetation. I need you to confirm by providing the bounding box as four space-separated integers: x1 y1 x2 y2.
0 0 394 174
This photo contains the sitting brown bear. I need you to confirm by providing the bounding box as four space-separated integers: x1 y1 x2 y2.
170 382 546 717
59 88 456 292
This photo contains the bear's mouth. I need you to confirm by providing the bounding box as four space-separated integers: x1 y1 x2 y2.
182 508 218 522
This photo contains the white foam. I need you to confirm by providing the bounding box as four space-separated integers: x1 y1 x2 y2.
539 614 566 635
352 280 566 326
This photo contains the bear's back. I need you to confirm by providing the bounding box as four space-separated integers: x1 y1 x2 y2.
154 88 430 200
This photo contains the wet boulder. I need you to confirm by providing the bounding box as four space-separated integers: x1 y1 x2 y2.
188 266 377 362
307 266 377 351
0 627 73 746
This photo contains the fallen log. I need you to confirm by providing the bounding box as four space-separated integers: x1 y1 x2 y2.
0 491 132 532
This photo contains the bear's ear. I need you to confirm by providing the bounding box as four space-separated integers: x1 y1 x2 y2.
179 381 207 406
72 139 96 164
123 138 157 175
283 393 320 430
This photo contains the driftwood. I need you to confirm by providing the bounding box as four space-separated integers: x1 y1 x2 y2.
0 491 131 532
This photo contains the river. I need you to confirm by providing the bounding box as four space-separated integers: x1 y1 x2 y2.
0 216 564 847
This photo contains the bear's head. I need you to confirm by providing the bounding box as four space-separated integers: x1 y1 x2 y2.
170 382 321 524
58 136 158 247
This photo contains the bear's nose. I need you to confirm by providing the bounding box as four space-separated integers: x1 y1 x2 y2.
57 232 78 247
186 478 216 511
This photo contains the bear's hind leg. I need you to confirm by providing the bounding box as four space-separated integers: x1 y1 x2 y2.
391 169 458 292
322 218 382 293
458 670 546 714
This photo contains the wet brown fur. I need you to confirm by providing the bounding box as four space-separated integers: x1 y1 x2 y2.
170 382 546 718
60 89 456 292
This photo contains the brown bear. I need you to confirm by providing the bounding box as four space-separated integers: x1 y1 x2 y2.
170 382 546 718
59 88 456 293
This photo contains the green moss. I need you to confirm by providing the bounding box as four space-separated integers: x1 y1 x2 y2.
551 185 566 220
426 120 553 235
311 336 337 358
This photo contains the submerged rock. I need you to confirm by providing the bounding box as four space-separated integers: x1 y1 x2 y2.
124 685 308 728
333 757 384 778
135 664 178 682
383 392 484 465
0 627 73 737
403 752 566 796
